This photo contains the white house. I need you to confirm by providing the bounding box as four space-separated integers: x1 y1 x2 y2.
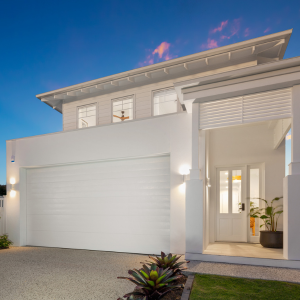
6 29 300 268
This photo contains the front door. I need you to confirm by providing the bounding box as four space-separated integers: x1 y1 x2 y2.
216 167 247 242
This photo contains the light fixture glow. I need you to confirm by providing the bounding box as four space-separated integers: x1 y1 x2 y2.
179 164 190 184
179 165 190 176
179 182 186 193
10 190 16 197
10 178 16 185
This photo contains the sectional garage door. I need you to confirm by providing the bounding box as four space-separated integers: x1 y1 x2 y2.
26 155 170 254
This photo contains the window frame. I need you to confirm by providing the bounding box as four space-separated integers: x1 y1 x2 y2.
76 102 98 129
111 94 135 123
151 87 179 117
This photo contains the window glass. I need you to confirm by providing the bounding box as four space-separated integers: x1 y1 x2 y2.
220 171 228 213
113 97 133 123
250 168 259 236
232 170 242 214
153 88 177 116
285 129 291 176
78 105 96 128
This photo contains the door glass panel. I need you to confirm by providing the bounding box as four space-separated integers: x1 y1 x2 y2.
250 168 259 236
232 170 241 213
220 171 228 213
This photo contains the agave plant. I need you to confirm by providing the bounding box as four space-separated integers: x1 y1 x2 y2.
118 263 183 299
144 252 189 274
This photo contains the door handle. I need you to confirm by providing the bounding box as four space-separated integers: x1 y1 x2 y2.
241 203 245 211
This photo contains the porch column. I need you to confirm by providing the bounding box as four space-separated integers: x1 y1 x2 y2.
186 102 204 256
283 84 300 260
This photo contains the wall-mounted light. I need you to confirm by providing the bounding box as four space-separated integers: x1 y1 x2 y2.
11 155 15 163
179 165 190 183
207 178 211 187
10 177 16 197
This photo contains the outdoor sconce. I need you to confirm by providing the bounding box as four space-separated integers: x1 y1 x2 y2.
207 178 211 187
11 155 15 163
10 177 16 197
179 165 190 183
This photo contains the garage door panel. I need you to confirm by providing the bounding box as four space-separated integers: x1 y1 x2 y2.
27 230 170 254
27 189 170 201
27 158 170 180
27 215 170 234
27 206 170 216
28 169 170 184
27 180 170 194
26 155 170 254
28 175 170 188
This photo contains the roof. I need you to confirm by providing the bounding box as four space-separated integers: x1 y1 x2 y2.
36 29 293 113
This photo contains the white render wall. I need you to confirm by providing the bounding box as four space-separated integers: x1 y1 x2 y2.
6 113 191 254
208 122 285 243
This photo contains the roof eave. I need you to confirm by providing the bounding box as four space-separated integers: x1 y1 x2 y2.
36 29 293 100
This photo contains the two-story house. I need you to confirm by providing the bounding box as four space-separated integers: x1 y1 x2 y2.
6 29 300 268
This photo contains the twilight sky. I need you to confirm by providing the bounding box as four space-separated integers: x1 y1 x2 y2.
0 0 299 184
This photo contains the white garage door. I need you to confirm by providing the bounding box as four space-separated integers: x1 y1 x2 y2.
26 155 170 254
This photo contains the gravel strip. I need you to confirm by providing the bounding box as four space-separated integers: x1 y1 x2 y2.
184 260 300 283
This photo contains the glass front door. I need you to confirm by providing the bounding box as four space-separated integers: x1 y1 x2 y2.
216 167 247 242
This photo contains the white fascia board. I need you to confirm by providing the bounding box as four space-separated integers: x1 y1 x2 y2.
181 56 300 94
36 29 292 100
183 68 300 103
182 56 300 101
174 60 257 112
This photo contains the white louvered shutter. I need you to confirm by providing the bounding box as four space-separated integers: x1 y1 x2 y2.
199 88 292 130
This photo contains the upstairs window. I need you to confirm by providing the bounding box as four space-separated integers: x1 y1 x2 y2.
112 96 134 123
78 104 96 128
153 88 178 116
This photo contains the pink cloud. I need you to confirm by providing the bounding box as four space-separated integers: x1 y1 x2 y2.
219 18 241 40
211 20 228 33
201 38 218 50
264 27 271 33
230 18 241 37
244 28 250 37
139 41 177 66
152 41 171 58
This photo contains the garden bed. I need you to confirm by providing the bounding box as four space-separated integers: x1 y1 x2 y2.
190 274 300 300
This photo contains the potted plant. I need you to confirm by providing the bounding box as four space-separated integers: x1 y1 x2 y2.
250 197 283 248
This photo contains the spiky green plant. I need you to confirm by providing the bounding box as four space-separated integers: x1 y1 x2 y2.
144 252 189 274
118 263 183 299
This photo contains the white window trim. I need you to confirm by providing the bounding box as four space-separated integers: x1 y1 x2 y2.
151 87 179 117
76 102 98 129
111 94 135 123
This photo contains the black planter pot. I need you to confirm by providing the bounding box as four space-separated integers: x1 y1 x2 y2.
260 231 283 248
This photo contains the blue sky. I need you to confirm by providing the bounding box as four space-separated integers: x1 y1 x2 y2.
0 0 299 184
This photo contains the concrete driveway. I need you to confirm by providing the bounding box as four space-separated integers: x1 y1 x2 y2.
0 247 147 300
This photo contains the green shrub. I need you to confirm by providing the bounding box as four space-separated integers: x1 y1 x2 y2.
0 234 13 249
